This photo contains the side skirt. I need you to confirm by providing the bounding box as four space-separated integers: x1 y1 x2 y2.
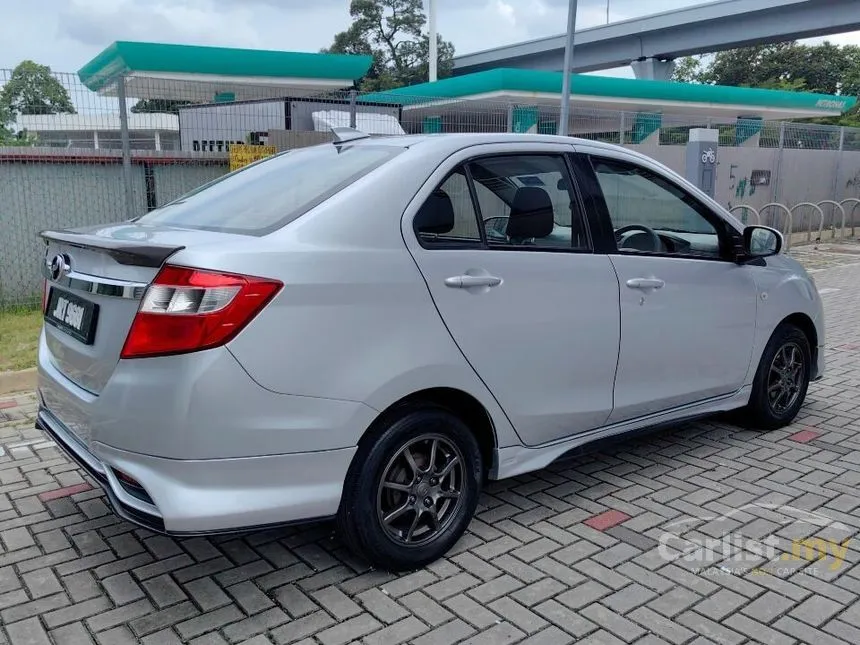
492 386 751 479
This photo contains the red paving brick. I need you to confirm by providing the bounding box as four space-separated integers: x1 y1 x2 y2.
788 428 821 443
584 509 631 531
38 482 93 502
0 400 16 409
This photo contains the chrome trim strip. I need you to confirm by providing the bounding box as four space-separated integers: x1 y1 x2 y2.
42 265 148 300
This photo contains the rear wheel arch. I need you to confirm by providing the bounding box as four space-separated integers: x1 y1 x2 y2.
356 387 498 481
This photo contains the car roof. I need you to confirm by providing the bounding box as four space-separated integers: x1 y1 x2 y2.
355 132 623 154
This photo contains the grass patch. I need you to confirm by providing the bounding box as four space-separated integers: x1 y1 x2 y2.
0 307 43 372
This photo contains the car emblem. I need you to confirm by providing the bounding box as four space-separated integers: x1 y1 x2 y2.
49 253 71 281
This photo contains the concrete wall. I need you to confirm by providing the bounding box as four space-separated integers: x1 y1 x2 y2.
624 143 860 233
153 164 226 206
0 149 228 306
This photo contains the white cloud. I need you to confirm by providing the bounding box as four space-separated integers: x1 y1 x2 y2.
59 0 265 49
1 0 858 79
495 0 515 26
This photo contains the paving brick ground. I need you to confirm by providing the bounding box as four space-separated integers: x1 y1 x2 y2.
2 243 860 644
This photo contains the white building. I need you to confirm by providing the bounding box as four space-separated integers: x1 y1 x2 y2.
15 113 179 150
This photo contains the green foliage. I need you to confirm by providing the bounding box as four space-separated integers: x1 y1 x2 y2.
1 60 75 117
1 60 74 145
326 0 455 91
671 42 860 127
0 128 39 146
671 57 701 84
130 98 193 114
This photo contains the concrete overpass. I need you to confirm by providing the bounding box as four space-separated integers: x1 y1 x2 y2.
453 0 860 80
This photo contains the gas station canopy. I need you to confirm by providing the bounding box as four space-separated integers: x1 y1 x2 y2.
78 41 373 101
364 68 857 121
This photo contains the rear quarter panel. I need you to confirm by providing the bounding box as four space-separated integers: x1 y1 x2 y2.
197 148 522 449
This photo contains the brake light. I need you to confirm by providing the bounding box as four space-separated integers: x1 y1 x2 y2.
121 266 282 359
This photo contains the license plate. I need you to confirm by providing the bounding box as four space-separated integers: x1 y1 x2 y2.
45 288 99 345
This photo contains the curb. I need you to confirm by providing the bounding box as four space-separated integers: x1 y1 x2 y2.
0 368 37 396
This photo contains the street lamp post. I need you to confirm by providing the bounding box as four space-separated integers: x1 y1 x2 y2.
557 0 578 136
429 0 438 82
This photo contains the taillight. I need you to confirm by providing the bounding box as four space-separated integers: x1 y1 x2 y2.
120 266 282 359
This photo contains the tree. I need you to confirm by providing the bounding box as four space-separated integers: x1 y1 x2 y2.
671 42 860 126
696 43 803 89
1 60 75 145
674 42 860 95
671 56 702 84
326 0 455 91
841 47 860 98
0 60 75 117
130 99 193 115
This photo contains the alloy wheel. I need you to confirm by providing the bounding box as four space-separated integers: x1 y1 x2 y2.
376 434 465 546
767 341 805 415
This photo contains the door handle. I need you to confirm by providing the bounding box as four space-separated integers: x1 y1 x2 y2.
626 277 665 290
444 275 503 289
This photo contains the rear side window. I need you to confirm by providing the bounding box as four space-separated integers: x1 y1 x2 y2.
414 169 483 246
137 144 402 235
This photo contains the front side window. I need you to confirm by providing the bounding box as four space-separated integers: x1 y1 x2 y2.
591 157 723 259
137 144 403 235
468 155 590 251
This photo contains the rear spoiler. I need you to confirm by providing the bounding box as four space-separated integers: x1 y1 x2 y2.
40 229 185 268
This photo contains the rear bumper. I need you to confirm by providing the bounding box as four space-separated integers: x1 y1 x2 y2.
37 406 355 534
36 330 371 534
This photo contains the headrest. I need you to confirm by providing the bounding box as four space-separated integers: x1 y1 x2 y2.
506 187 554 239
415 190 455 235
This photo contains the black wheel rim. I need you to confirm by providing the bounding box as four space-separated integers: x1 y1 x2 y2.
376 433 465 547
768 341 805 415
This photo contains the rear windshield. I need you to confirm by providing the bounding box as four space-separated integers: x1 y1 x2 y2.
136 143 402 235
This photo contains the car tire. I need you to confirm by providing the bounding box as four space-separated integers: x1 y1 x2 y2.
337 405 482 571
744 323 812 430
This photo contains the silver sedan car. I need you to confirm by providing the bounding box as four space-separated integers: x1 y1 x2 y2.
37 131 823 570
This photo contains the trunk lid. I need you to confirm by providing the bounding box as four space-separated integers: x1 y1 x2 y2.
40 222 238 394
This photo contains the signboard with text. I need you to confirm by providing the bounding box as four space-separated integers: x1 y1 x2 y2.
229 144 277 172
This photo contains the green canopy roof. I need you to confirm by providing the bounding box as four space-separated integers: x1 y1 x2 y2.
364 68 856 119
78 41 373 97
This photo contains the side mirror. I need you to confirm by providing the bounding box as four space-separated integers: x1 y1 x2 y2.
742 225 782 258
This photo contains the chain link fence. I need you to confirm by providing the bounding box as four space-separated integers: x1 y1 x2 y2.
2 69 860 307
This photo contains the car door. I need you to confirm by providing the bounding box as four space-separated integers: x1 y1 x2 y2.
577 149 758 423
404 144 620 446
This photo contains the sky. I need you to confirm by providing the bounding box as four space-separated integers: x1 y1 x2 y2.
2 0 860 77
